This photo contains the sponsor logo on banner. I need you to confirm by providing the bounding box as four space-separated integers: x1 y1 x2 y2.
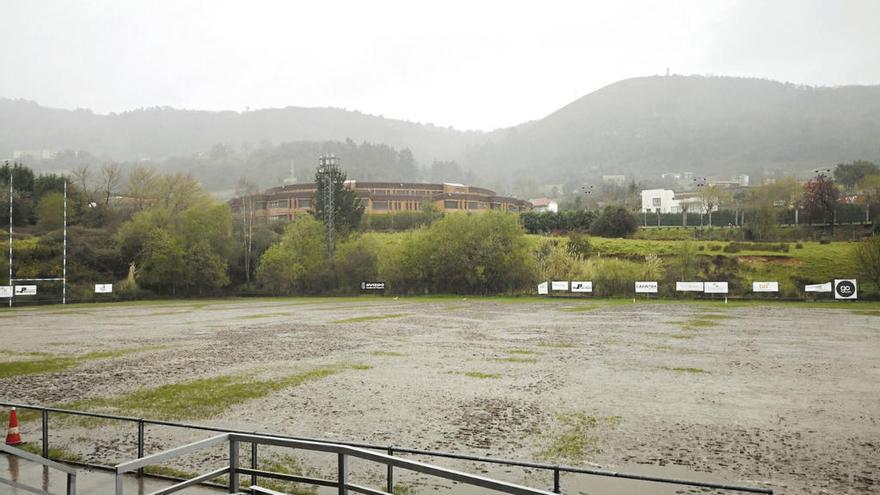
551 281 569 291
834 279 857 300
0 286 11 298
95 284 113 294
14 285 37 296
704 282 728 294
361 282 386 291
635 281 658 293
676 282 704 292
571 281 592 293
752 281 779 292
537 282 548 295
805 282 832 293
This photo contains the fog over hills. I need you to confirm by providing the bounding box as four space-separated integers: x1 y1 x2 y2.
2 75 879 190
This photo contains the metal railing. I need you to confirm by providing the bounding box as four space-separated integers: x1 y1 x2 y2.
114 432 556 495
1 402 773 494
0 442 77 495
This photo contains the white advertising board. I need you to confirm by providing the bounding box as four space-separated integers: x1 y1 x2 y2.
834 279 857 300
14 285 37 296
635 281 658 293
0 286 11 298
571 281 592 293
537 282 548 295
805 282 832 293
704 282 729 294
551 281 569 291
676 282 704 292
752 281 779 293
95 284 113 294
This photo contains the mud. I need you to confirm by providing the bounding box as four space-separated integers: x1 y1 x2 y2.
1 298 878 494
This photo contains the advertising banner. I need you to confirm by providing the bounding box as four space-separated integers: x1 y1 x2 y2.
361 282 386 291
551 281 569 291
635 281 658 293
571 281 592 293
752 281 779 292
0 286 11 298
537 282 548 295
834 279 857 300
704 282 728 294
676 282 704 292
14 285 37 296
95 284 113 294
805 282 832 293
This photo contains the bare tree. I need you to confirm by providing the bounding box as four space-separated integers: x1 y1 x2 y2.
100 163 123 206
71 165 94 203
127 166 159 211
235 177 259 283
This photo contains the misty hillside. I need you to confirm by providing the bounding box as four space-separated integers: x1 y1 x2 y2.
0 99 478 164
472 76 880 185
2 76 879 190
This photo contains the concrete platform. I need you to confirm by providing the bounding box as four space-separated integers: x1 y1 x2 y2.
1 453 224 494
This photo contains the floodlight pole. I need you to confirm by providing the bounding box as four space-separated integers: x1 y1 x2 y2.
319 154 337 258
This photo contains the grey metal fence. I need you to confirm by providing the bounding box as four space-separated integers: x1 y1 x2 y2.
1 402 773 494
0 442 77 495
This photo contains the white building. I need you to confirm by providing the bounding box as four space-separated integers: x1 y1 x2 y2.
528 198 558 213
640 189 678 213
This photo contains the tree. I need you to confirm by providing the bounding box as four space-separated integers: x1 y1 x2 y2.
100 163 123 206
802 175 840 234
35 192 65 231
127 166 159 211
698 185 730 227
235 177 259 283
590 206 638 237
855 237 880 291
115 173 234 295
834 160 879 192
312 165 364 237
256 216 326 294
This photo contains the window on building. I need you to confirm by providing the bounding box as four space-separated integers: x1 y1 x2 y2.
256 202 267 210
467 201 479 209
297 198 311 208
444 200 458 209
373 201 389 210
268 199 289 208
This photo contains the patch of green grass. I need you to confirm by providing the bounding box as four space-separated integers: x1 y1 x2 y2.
65 365 349 420
348 363 373 370
0 346 164 379
369 350 406 357
19 443 83 463
851 309 880 317
560 305 599 312
661 366 707 374
538 412 621 461
143 465 198 479
457 371 501 379
493 356 538 363
333 314 406 324
508 349 544 355
257 454 319 495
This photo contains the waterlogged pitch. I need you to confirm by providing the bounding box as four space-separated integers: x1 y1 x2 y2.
1 297 878 494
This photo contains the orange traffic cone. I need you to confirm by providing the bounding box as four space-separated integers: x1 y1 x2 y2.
5 407 22 446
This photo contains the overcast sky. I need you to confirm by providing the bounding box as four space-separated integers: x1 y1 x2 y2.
1 0 878 131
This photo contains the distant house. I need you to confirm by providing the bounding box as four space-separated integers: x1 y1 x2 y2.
640 189 677 214
528 198 558 213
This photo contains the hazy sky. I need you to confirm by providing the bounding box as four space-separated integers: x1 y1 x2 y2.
2 0 878 130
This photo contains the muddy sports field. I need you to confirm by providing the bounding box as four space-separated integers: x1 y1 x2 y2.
1 297 878 495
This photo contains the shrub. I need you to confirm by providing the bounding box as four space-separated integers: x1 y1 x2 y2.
855 237 880 292
256 216 327 294
382 213 537 294
589 206 638 238
567 232 592 258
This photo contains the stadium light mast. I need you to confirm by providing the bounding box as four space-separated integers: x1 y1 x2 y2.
318 154 338 258
7 162 11 308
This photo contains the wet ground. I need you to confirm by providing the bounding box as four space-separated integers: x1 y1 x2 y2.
0 297 878 494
